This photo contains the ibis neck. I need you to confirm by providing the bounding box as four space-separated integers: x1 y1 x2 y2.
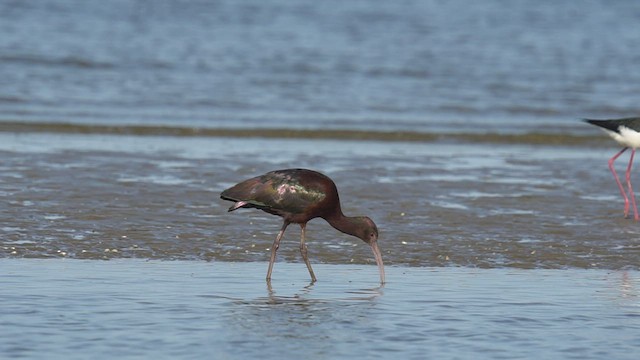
324 211 362 238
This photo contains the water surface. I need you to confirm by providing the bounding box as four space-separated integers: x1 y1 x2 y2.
3 1 640 358
2 0 639 132
3 260 639 359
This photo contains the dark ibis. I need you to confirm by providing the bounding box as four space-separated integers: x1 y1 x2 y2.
585 117 640 220
220 168 385 284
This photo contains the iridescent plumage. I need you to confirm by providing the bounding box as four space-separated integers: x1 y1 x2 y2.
221 168 385 283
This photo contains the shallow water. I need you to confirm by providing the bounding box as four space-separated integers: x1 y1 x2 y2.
2 260 639 359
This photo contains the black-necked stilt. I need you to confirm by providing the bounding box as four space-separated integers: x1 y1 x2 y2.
585 117 640 220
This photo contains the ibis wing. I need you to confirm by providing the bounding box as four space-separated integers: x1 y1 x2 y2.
221 171 326 214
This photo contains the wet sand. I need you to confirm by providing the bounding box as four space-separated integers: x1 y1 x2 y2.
1 132 639 269
3 259 639 359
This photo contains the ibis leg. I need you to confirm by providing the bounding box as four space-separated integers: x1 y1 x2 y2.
609 148 630 217
299 223 317 282
266 222 289 282
625 149 639 221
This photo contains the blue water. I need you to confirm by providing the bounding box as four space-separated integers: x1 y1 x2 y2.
3 2 640 359
3 260 640 359
1 0 639 133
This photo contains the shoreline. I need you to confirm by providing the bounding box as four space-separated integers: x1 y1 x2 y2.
0 120 608 146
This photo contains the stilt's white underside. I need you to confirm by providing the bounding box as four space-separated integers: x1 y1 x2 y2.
603 126 640 148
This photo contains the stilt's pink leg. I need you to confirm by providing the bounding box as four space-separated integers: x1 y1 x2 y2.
625 149 639 221
609 148 629 217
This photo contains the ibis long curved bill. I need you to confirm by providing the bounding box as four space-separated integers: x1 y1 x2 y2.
370 238 385 284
